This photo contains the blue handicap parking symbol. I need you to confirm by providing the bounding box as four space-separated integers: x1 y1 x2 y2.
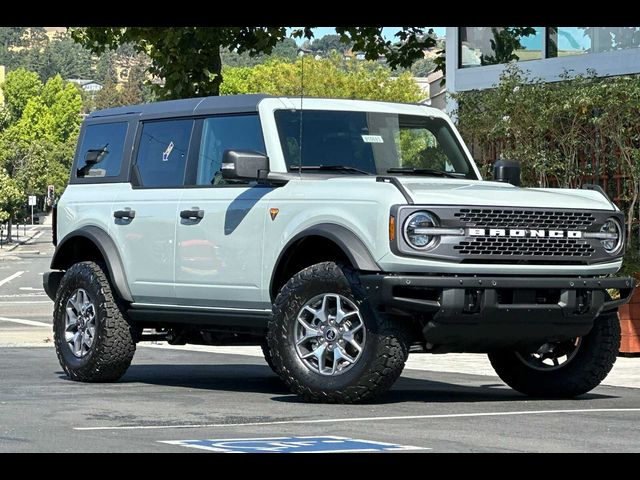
160 436 428 453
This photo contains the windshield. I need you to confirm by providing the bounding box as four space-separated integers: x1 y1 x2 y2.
274 109 477 179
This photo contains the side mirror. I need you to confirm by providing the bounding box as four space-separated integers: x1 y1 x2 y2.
221 150 269 182
84 146 108 165
493 159 521 186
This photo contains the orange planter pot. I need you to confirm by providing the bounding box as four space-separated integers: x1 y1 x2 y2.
618 287 640 355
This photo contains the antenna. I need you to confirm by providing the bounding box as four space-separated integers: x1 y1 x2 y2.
297 47 312 179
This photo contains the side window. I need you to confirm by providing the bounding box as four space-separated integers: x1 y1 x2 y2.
195 115 266 186
76 122 128 178
135 119 194 188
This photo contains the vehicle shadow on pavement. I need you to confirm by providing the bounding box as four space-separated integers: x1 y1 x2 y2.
76 363 616 404
271 374 615 404
111 363 292 395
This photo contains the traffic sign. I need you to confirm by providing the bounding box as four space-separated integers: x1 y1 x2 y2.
28 195 37 206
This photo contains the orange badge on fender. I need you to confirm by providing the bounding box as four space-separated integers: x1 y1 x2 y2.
269 208 279 221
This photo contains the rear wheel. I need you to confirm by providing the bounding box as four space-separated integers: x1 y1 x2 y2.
53 261 136 382
267 262 409 403
488 311 620 397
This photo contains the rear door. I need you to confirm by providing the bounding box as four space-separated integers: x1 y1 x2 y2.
110 118 195 304
174 114 272 310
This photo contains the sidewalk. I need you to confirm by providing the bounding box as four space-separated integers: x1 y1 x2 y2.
0 216 49 256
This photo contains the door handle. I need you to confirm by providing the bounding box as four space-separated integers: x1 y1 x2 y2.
180 209 205 220
114 209 136 219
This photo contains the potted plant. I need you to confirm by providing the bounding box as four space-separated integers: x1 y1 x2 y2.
618 242 640 356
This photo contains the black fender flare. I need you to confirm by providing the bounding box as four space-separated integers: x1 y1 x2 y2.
50 225 133 302
270 223 381 295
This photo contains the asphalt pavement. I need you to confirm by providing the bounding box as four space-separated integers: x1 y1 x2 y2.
1 223 639 452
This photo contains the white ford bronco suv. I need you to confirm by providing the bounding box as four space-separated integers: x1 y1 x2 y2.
45 95 635 403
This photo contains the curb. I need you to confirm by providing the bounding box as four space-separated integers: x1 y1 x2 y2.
0 229 41 255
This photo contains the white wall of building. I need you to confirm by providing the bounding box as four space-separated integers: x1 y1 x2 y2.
446 26 640 115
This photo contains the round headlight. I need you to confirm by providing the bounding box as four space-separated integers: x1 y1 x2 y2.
600 217 623 254
404 211 439 250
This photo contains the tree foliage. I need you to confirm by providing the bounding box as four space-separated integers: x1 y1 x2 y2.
0 169 24 223
70 27 436 99
221 38 298 68
220 54 424 103
0 70 82 238
306 34 352 55
1 68 43 121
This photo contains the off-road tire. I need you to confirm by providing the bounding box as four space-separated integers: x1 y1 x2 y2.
53 261 136 382
267 261 409 403
488 311 620 397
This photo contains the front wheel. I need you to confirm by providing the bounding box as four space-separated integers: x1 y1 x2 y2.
488 311 620 398
267 262 409 403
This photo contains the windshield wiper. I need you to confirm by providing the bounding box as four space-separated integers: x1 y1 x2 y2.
387 167 466 178
292 165 374 175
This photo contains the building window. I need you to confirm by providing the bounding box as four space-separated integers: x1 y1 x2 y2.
459 27 543 68
547 27 640 58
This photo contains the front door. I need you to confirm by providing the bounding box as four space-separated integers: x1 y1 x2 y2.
111 118 194 304
174 114 272 311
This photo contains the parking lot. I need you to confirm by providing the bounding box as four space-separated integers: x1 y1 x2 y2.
1 224 640 452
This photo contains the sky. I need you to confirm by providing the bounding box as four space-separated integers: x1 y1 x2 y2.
290 27 446 44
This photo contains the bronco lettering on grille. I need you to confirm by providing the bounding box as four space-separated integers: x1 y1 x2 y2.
468 228 583 238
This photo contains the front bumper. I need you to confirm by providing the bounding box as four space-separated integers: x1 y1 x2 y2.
43 271 64 301
360 274 635 352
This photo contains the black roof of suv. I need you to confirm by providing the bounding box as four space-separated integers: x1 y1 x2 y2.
88 93 274 120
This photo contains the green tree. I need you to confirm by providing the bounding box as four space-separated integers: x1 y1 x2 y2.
95 50 118 84
309 34 352 55
36 34 93 80
94 77 123 110
0 72 82 240
0 27 26 49
220 54 423 103
0 28 27 71
0 169 25 239
70 27 436 99
1 68 43 122
410 58 436 77
119 63 146 105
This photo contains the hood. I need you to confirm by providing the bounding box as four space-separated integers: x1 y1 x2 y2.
394 178 616 211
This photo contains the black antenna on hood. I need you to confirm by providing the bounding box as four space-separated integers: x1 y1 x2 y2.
297 47 312 179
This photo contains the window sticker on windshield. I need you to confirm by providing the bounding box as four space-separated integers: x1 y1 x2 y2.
361 135 384 143
162 141 175 162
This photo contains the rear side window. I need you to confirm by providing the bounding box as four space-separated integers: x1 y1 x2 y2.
135 119 194 188
76 122 128 178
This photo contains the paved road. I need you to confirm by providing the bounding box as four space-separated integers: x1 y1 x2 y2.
1 346 640 452
0 225 54 323
1 226 639 452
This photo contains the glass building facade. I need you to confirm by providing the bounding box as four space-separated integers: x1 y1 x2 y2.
459 27 640 69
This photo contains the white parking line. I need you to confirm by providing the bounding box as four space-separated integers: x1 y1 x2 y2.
0 316 50 327
73 408 640 431
0 301 52 304
0 271 25 287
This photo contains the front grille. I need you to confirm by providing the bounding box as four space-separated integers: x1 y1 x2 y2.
454 236 595 257
454 208 595 230
394 205 622 266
